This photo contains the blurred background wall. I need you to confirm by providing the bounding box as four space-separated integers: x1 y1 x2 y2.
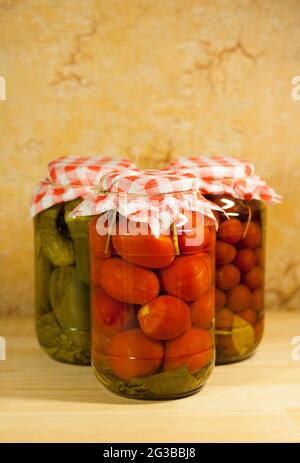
0 0 299 315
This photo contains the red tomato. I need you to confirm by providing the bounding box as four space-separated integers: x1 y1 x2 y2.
215 308 234 331
218 219 244 244
216 264 241 290
216 240 236 265
138 295 191 340
160 253 212 301
226 284 252 312
234 249 256 273
99 258 159 304
112 227 175 269
177 212 211 254
92 286 136 338
243 266 263 289
164 328 213 374
190 290 214 330
105 329 163 380
240 222 262 249
89 216 113 259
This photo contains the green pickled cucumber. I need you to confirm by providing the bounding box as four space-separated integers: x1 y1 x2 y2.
39 205 75 266
49 266 90 331
34 229 53 315
36 311 62 350
65 203 91 285
36 311 90 364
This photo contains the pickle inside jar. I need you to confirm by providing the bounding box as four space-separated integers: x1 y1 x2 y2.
35 202 91 365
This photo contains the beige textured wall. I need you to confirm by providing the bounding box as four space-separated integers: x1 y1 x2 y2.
0 0 299 315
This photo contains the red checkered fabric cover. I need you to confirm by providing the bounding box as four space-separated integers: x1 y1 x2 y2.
168 156 281 203
30 156 135 217
71 168 223 237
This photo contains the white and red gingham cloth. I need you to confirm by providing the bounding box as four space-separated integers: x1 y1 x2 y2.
30 156 136 217
71 168 223 237
168 156 281 203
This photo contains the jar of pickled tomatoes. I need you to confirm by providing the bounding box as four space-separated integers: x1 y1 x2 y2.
73 168 221 399
30 156 135 365
168 156 281 364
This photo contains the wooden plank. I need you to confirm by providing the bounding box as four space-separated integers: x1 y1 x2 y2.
0 313 300 442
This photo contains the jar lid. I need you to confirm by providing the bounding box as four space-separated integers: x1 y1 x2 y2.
48 156 134 186
30 156 136 217
169 156 255 180
71 168 223 237
168 156 281 203
98 168 202 195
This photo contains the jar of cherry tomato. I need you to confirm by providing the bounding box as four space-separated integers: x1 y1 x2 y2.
74 168 221 399
31 156 135 365
168 156 281 364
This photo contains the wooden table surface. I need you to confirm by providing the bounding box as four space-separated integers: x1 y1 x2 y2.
0 312 300 443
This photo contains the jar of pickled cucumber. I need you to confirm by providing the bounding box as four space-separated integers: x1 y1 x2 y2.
73 168 222 399
168 156 281 364
30 156 135 365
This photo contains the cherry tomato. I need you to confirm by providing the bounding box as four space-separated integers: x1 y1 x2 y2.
234 249 256 273
190 290 214 330
216 240 236 265
215 289 226 310
243 266 263 289
226 284 251 312
251 288 263 312
89 216 113 259
160 253 212 301
238 308 257 325
138 295 191 340
105 329 163 380
164 328 213 374
218 219 244 244
216 264 241 290
112 227 175 269
99 258 159 304
92 286 136 338
240 222 262 249
215 308 234 331
177 211 211 254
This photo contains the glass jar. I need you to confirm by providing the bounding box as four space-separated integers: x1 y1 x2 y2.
207 195 265 364
90 203 216 400
34 198 92 365
32 156 137 365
